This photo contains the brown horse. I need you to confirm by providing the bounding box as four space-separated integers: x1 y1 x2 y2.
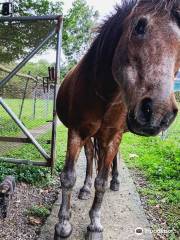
79 140 121 201
55 0 180 239
79 125 129 200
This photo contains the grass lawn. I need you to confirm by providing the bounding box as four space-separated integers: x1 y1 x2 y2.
0 98 53 136
121 111 180 239
0 125 67 185
0 97 62 185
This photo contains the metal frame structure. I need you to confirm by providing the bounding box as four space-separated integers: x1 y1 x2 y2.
0 15 63 169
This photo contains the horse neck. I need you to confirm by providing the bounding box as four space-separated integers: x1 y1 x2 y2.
81 47 118 102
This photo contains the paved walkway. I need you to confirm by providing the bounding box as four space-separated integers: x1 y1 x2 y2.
38 152 153 240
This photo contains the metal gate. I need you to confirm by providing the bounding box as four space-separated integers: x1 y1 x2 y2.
0 15 63 170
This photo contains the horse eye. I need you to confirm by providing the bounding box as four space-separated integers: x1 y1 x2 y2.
134 18 148 36
173 10 180 27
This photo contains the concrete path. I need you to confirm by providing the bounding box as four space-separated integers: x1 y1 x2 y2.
38 152 153 240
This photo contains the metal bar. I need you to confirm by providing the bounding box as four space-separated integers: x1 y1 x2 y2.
50 17 63 171
0 157 48 166
0 136 32 143
19 76 30 119
0 137 51 144
0 28 57 88
0 98 50 160
32 77 38 119
33 86 37 119
0 15 62 22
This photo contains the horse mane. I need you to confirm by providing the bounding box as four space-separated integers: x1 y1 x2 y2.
136 0 179 16
85 0 137 75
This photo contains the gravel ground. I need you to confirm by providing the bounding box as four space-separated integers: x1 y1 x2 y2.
0 154 168 240
0 181 59 240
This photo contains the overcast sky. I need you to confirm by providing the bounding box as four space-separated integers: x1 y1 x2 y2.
63 0 120 18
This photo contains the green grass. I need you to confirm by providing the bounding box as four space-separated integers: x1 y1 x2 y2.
0 96 66 185
0 125 67 185
0 97 179 238
121 112 180 238
0 98 53 136
25 205 50 220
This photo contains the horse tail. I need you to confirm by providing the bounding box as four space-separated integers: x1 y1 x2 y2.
93 137 100 172
93 137 114 175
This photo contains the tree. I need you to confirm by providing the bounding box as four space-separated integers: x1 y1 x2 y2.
14 0 63 16
63 0 98 64
0 0 63 63
0 0 98 65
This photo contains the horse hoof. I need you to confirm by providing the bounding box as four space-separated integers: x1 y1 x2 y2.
110 180 120 191
86 230 103 240
87 223 103 233
54 221 72 239
78 188 91 200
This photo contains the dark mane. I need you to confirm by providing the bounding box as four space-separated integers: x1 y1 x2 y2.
84 0 137 79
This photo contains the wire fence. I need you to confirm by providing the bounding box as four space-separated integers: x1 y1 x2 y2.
0 17 61 165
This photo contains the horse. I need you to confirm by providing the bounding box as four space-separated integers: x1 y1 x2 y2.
78 140 121 200
55 0 180 239
78 125 129 200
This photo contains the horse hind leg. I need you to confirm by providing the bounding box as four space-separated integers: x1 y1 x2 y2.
54 129 84 239
78 138 93 200
110 154 120 191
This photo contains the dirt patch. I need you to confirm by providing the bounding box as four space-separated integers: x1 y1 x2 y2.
0 180 60 240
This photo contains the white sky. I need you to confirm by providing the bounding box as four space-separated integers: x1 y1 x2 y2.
63 0 120 18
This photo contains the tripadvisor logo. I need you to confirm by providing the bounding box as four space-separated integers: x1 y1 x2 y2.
135 227 143 235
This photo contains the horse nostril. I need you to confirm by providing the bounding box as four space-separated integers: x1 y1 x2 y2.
139 98 153 124
173 108 178 117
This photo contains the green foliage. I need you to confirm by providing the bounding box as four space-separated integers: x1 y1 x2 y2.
0 162 51 185
55 125 67 172
22 60 51 77
63 0 98 64
60 61 76 81
0 0 98 66
14 0 63 16
121 111 180 238
0 125 67 185
0 128 53 184
0 0 63 62
26 205 50 219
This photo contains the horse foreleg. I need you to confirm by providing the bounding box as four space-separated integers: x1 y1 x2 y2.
54 129 84 239
87 134 120 239
110 154 120 191
78 138 93 200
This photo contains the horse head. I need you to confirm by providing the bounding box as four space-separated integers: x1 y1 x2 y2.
112 0 180 136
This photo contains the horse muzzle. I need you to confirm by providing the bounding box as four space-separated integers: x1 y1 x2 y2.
127 107 178 137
